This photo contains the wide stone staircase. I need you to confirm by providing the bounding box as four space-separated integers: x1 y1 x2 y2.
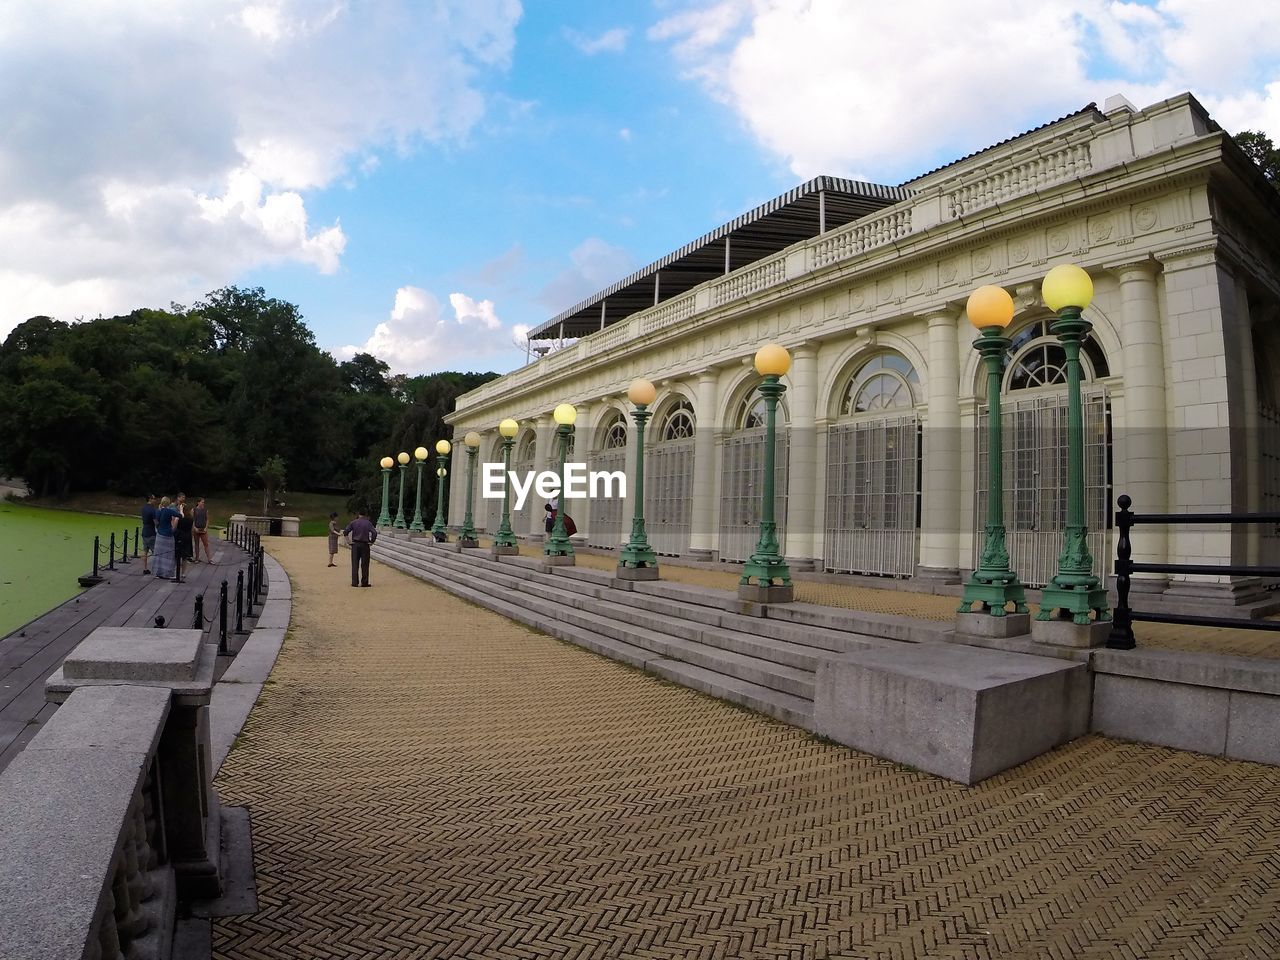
372 537 951 731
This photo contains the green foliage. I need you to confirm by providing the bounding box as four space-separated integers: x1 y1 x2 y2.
1235 130 1280 189
0 286 500 503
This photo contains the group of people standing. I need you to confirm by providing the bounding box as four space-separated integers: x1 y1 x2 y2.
140 493 212 580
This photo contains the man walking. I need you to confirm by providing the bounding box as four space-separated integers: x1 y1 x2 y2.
140 494 157 575
342 507 378 587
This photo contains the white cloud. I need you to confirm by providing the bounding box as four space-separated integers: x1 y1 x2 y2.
0 0 522 335
339 286 525 374
564 26 630 55
651 0 1280 179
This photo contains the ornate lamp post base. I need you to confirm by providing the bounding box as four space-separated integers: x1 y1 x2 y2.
618 524 659 580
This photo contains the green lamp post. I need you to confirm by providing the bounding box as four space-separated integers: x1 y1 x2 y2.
544 403 576 561
618 378 659 580
738 344 793 603
1037 263 1110 625
459 431 482 548
958 285 1029 618
393 451 410 529
410 446 428 532
431 439 451 540
493 419 520 556
377 455 393 527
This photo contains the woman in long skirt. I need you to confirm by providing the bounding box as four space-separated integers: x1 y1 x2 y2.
152 496 179 579
327 512 340 567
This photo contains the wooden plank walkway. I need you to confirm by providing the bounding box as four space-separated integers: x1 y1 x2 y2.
0 534 256 772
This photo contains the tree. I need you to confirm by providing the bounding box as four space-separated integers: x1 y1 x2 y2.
256 455 287 514
1234 130 1280 189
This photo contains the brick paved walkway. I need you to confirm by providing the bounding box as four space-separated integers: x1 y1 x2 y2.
213 540 1280 959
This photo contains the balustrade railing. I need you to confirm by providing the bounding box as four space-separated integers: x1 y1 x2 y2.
809 208 913 270
945 142 1092 218
711 255 787 306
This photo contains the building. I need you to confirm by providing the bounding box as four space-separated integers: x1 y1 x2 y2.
446 93 1280 611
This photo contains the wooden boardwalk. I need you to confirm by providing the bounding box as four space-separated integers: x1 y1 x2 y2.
0 534 255 772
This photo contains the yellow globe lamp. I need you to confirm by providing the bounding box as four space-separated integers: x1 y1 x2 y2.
627 378 657 407
464 431 481 448
754 343 791 377
414 446 428 461
379 456 393 469
397 451 410 465
435 439 451 456
966 285 1015 331
553 403 577 426
1041 263 1094 313
436 467 447 478
499 418 519 438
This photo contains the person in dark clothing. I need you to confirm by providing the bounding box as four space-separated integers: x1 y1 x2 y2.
174 493 194 579
342 508 378 587
140 494 158 574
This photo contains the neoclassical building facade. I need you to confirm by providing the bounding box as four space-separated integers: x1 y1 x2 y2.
446 93 1280 607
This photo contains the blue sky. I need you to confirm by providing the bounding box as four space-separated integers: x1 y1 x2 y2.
3 1 1280 375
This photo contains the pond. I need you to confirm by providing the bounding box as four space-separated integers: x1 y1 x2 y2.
0 500 139 638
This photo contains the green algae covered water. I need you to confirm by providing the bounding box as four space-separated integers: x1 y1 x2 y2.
0 500 138 638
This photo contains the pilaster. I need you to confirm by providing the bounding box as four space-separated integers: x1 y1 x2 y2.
918 307 962 581
688 371 720 559
784 344 819 568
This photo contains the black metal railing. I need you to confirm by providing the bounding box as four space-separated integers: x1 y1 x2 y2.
1109 493 1280 649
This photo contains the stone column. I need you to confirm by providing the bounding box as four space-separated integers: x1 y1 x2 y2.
918 307 962 580
573 403 594 542
1234 274 1261 564
1157 246 1263 607
688 371 720 560
784 345 818 570
1115 261 1171 589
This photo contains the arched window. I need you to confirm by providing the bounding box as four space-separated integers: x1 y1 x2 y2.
1004 319 1110 392
660 400 696 441
515 434 536 463
840 353 920 416
738 395 787 430
602 412 627 448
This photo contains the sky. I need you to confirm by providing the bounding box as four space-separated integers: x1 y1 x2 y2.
4 0 1280 376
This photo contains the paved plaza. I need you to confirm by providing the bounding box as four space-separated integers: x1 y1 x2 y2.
212 540 1280 959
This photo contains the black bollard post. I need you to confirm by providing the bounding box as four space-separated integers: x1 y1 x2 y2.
246 558 257 617
134 526 141 558
193 593 204 630
257 546 266 598
92 536 100 579
107 532 116 571
218 580 229 654
120 529 130 565
235 570 246 635
1106 494 1137 650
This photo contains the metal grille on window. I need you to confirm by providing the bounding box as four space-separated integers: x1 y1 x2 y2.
645 401 695 555
824 353 921 577
588 414 628 549
975 387 1110 587
824 416 919 576
510 435 536 536
719 397 788 563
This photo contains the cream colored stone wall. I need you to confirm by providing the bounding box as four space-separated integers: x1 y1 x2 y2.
446 94 1280 593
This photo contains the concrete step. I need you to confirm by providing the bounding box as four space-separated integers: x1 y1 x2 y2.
426 544 900 656
401 546 816 701
372 544 813 725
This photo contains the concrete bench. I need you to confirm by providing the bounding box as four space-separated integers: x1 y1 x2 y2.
814 643 1091 784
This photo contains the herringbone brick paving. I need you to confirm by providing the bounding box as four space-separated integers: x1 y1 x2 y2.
213 539 1280 959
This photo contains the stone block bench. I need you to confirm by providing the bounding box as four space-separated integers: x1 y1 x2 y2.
814 643 1091 784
